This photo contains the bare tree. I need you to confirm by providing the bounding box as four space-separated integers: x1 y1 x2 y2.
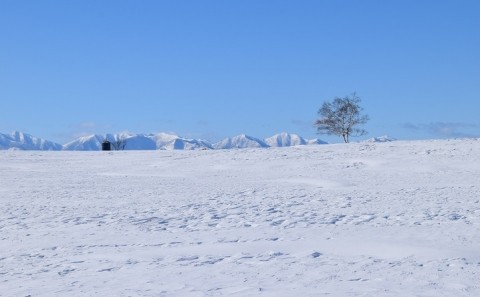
315 93 369 143
111 136 127 150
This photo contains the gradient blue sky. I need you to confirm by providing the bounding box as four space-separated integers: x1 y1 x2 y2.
1 0 479 144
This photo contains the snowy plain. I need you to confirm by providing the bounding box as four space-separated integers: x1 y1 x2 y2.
1 139 480 296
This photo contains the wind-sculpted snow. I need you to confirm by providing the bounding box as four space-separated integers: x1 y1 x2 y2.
1 139 480 296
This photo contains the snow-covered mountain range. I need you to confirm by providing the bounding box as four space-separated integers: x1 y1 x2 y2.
213 134 269 149
0 131 333 151
0 131 62 151
264 132 328 147
365 135 396 143
62 132 213 151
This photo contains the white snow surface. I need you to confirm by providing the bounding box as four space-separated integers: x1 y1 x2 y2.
1 139 480 296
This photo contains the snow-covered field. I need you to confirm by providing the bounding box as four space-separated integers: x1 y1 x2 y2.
1 139 480 296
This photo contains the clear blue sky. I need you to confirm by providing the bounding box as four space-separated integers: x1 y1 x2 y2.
1 0 479 144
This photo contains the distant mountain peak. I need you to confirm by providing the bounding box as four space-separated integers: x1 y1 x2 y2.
213 134 269 149
307 138 328 145
0 131 62 151
365 135 396 143
265 132 308 147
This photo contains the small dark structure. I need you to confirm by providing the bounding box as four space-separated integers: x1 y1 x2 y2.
102 140 111 151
